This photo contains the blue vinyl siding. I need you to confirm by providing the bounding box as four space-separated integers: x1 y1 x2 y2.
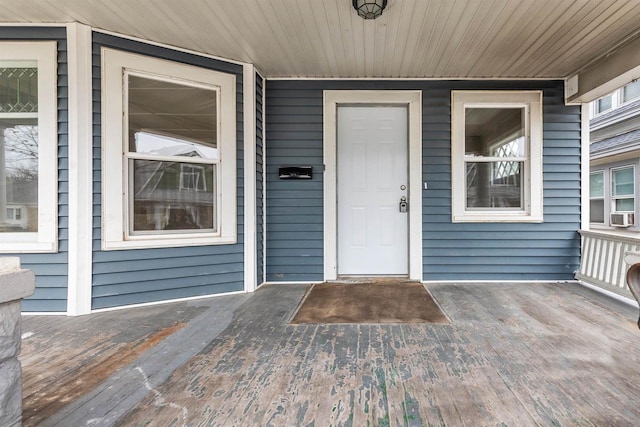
256 73 265 285
91 33 244 309
265 80 581 282
1 27 69 312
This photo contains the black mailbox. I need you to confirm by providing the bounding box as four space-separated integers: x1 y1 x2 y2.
279 166 313 180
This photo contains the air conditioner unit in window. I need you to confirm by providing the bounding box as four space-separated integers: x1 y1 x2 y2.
610 212 634 227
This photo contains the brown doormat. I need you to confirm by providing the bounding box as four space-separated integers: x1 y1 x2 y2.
291 281 449 324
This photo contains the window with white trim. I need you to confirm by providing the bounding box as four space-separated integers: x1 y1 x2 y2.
590 164 637 228
0 42 58 252
452 91 543 222
101 48 236 250
595 94 613 115
590 80 640 118
622 80 640 103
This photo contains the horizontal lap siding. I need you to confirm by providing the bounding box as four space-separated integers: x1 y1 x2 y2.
91 33 244 309
266 82 324 281
423 82 581 280
256 74 265 285
265 80 580 282
1 27 69 312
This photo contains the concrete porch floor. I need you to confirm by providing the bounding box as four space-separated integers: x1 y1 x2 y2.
20 282 640 426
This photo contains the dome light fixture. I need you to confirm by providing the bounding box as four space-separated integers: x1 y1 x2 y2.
352 0 388 20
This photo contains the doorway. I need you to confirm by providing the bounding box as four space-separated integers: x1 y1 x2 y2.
323 90 422 281
337 106 408 275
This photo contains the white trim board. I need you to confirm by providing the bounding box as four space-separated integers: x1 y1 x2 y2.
66 22 93 316
323 90 423 281
422 280 579 284
267 77 566 81
243 63 257 293
90 290 246 314
261 281 320 286
92 27 247 67
576 280 639 308
581 104 590 230
260 74 267 286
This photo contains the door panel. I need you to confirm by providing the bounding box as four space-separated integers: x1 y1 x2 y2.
337 106 408 275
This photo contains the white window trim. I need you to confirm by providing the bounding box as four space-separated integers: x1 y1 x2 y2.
451 90 543 223
0 41 58 253
611 164 635 213
101 48 236 250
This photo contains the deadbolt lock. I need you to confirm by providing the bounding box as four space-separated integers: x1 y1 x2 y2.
399 196 408 213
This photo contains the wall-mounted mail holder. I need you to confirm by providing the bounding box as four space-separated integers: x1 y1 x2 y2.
278 166 313 180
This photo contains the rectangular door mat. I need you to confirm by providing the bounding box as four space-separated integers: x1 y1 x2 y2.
291 281 449 324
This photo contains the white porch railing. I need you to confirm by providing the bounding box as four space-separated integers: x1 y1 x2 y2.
576 229 638 298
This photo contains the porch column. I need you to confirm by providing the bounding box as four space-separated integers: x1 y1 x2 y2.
243 64 257 292
66 23 93 315
0 257 35 426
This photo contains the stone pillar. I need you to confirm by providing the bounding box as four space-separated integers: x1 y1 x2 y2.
0 258 35 426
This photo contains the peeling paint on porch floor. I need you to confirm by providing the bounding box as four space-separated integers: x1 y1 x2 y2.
20 282 640 426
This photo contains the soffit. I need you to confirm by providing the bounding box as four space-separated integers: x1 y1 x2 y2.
2 0 640 79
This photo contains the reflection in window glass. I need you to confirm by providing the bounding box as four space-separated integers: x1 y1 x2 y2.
612 167 634 213
596 95 612 114
134 131 217 160
128 75 217 152
126 73 219 236
623 80 640 103
590 172 604 198
464 107 525 210
466 162 522 209
612 167 634 196
464 108 524 156
0 65 38 233
131 159 216 233
590 172 604 223
590 200 605 223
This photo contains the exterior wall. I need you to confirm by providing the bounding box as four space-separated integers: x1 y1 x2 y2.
91 33 244 309
256 73 265 285
0 27 69 312
265 80 581 282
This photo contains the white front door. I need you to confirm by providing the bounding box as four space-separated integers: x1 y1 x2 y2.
337 106 408 275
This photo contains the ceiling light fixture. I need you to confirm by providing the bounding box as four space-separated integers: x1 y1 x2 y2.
352 0 387 20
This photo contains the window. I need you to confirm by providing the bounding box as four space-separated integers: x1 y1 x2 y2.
0 42 57 252
590 164 638 228
595 95 613 114
611 166 635 213
590 81 640 118
6 208 22 221
102 48 236 250
590 171 605 223
623 80 640 103
452 91 543 222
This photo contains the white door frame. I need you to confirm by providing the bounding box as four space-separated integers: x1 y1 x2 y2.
323 90 422 281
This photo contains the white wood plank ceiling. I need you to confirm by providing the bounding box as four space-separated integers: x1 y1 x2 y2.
2 0 640 79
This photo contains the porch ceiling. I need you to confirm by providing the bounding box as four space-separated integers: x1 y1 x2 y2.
3 0 640 79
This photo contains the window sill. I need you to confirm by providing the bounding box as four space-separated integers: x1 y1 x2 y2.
453 212 543 223
0 241 58 253
102 235 237 251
